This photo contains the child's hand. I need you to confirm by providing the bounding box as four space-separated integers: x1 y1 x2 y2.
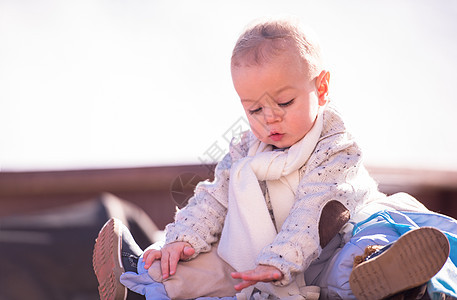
231 265 283 291
142 242 195 279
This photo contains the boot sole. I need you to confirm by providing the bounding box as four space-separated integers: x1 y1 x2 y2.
93 218 127 300
349 227 449 300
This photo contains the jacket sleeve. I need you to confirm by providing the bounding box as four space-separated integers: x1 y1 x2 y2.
164 153 231 256
255 131 377 285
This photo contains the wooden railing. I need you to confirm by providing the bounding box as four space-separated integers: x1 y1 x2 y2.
1 165 456 229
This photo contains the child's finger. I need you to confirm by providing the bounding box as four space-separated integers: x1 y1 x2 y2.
168 250 181 276
247 271 281 282
232 268 282 282
231 272 243 279
143 250 161 269
234 280 256 291
142 249 152 262
160 251 170 279
143 249 157 261
181 246 195 259
270 271 282 280
243 270 279 281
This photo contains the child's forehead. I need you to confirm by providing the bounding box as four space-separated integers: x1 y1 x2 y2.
232 38 302 67
232 48 309 79
232 51 314 100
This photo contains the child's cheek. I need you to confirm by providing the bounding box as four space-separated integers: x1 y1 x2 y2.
250 123 267 141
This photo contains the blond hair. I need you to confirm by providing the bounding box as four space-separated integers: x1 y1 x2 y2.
231 17 323 79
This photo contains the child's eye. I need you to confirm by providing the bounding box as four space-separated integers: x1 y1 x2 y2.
249 107 262 114
278 99 294 107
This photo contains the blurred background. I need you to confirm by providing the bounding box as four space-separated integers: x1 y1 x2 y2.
1 0 457 171
1 0 457 299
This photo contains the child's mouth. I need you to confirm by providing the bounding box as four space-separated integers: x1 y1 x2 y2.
269 132 284 142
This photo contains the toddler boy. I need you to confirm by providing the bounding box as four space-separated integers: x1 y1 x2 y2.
94 17 456 299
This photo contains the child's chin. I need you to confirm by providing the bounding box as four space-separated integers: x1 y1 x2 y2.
271 141 293 149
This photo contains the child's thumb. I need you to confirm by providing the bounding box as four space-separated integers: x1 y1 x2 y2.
182 246 195 258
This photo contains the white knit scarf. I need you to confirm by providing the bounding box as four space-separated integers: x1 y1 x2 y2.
217 110 324 296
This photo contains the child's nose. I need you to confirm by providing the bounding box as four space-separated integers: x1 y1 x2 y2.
263 106 283 123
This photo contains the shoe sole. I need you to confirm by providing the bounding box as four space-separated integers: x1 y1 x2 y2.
93 218 127 300
349 227 450 300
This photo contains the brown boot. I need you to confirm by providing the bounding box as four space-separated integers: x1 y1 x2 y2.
349 227 450 300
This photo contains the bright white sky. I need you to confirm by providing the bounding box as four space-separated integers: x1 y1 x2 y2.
1 0 457 171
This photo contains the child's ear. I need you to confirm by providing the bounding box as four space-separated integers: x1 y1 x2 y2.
316 70 330 106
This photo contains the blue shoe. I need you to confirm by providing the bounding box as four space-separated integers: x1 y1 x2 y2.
349 227 450 300
93 218 143 300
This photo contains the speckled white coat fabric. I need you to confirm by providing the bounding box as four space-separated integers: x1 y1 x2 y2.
218 108 324 273
164 105 382 290
217 109 325 298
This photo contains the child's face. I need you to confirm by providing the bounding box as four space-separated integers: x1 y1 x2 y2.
232 52 326 149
